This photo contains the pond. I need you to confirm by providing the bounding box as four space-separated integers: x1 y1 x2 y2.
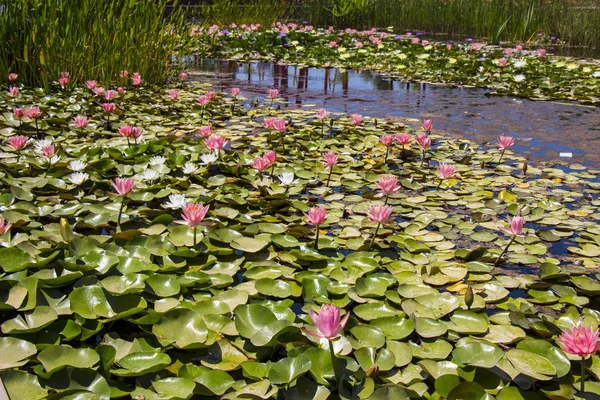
191 58 600 167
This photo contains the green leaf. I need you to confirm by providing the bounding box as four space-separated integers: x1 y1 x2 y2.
0 247 35 272
37 345 100 373
268 355 311 385
0 337 37 369
179 364 235 395
231 237 270 253
111 352 171 377
0 370 47 400
152 308 209 348
452 341 504 368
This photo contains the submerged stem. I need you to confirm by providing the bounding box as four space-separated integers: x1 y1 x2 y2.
494 235 516 267
193 226 197 247
384 146 389 163
314 225 320 250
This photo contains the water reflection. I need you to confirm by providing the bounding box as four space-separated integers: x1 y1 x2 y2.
191 58 600 166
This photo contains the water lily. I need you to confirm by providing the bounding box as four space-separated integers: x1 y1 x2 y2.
395 132 411 159
200 153 217 165
278 172 298 187
422 119 433 133
68 172 89 186
182 162 197 174
252 156 270 172
376 175 399 204
437 163 456 188
86 80 97 89
197 126 211 138
267 88 279 108
149 156 166 166
204 135 227 151
73 116 89 130
164 194 187 209
179 72 188 81
168 89 179 100
176 202 210 246
41 144 59 165
316 108 328 136
349 113 363 125
380 134 394 162
496 134 515 163
69 160 87 172
8 87 18 98
367 204 393 249
495 215 526 267
322 151 338 186
140 169 160 183
416 133 431 166
7 135 27 162
110 177 135 231
513 74 526 82
132 72 142 86
230 87 240 97
104 90 116 101
7 73 18 81
558 324 600 393
304 206 327 249
307 303 349 389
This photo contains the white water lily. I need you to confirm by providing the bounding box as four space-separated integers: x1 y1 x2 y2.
278 172 298 186
182 162 197 174
200 152 218 165
35 139 53 151
69 160 87 171
149 156 166 166
512 60 526 68
47 155 60 165
140 169 160 182
68 172 89 185
593 71 600 78
164 194 187 209
513 74 526 82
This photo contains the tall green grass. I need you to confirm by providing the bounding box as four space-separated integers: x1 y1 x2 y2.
0 0 192 89
193 0 600 47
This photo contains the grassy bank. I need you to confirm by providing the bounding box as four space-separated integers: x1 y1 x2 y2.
191 0 600 47
0 0 191 89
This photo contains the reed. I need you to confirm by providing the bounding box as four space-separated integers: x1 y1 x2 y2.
194 0 600 47
0 0 192 89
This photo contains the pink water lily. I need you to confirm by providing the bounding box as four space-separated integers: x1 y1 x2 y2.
59 77 69 86
102 103 116 113
252 156 270 171
422 119 433 132
558 325 600 357
176 202 210 228
73 116 90 129
497 134 515 150
377 175 400 198
132 72 142 86
26 107 41 119
273 118 286 132
197 126 211 138
0 216 12 236
307 304 349 339
93 87 105 97
264 150 276 165
502 216 525 237
416 133 431 150
268 88 279 98
367 204 394 224
349 114 363 125
380 135 394 147
437 163 456 179
206 91 216 101
322 151 338 168
230 87 241 97
13 108 25 120
179 72 188 81
8 87 18 97
316 108 328 120
7 135 27 151
120 70 129 78
41 144 56 158
558 324 600 392
396 133 411 145
104 90 117 101
197 95 209 106
8 73 18 81
264 117 277 129
168 89 179 100
204 135 227 151
110 177 135 196
537 48 547 57
86 80 97 90
304 207 328 226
